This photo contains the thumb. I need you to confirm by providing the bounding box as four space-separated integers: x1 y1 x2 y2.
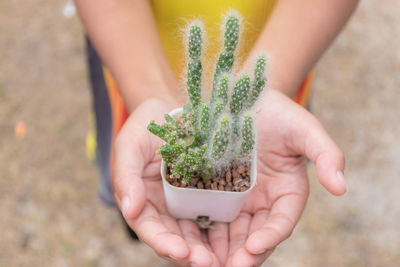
292 114 346 196
112 120 147 220
112 98 172 219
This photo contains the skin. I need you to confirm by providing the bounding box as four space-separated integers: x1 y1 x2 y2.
113 91 346 267
75 0 358 265
74 0 178 111
75 0 359 107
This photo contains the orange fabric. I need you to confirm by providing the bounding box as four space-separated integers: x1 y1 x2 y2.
294 71 314 107
103 67 129 178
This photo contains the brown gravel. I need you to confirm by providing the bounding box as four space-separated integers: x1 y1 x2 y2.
166 161 251 192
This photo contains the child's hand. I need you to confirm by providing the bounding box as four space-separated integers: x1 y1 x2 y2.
112 98 220 267
112 91 346 267
207 89 346 266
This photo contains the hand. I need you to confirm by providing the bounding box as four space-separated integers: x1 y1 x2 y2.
113 98 220 266
206 89 346 266
113 91 346 267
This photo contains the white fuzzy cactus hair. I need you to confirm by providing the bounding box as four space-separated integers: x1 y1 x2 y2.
148 11 267 183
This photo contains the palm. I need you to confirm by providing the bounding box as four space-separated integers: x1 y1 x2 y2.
209 90 345 266
114 92 346 267
137 136 221 267
221 90 311 266
114 99 220 266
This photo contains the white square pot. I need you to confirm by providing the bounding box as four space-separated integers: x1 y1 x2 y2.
161 108 257 223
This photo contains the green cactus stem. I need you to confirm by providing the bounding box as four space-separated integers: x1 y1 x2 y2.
181 144 208 183
147 121 167 141
216 73 229 106
224 15 240 53
211 15 240 103
211 115 230 160
248 54 267 107
230 74 251 115
188 25 202 59
240 113 255 157
159 142 184 163
187 24 203 108
213 100 225 121
164 114 178 128
187 61 202 108
199 101 210 138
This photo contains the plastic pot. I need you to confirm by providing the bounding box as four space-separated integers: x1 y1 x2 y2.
161 108 257 223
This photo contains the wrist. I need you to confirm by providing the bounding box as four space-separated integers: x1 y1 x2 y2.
118 69 181 113
242 51 302 99
269 76 297 98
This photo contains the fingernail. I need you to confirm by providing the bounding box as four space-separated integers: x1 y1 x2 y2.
121 196 130 217
336 170 346 188
190 263 197 267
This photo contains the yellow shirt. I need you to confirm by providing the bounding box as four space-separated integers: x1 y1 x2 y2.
152 0 278 85
103 0 312 148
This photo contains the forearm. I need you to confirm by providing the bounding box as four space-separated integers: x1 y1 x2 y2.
245 0 359 97
74 0 178 112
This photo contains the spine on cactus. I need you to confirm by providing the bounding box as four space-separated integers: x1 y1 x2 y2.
159 142 184 164
210 73 229 125
230 74 251 136
213 100 225 122
239 113 255 157
230 74 251 115
211 14 240 104
211 115 230 160
247 54 267 107
199 101 210 139
216 73 229 106
187 24 203 109
181 144 208 183
147 121 167 141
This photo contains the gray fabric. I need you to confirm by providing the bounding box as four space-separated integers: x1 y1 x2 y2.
86 37 115 206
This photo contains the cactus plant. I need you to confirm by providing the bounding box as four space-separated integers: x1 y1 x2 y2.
147 11 267 186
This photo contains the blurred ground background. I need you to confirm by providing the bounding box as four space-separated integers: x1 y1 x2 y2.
0 0 399 266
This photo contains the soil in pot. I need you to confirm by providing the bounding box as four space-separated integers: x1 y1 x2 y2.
166 161 251 192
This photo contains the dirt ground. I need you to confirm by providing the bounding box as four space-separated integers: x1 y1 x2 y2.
1 0 399 266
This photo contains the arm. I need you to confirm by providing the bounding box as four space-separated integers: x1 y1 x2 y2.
74 0 179 112
243 0 359 97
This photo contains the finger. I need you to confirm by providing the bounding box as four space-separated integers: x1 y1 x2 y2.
208 222 229 265
160 214 184 237
201 229 209 245
230 210 272 267
245 192 306 254
113 99 170 219
200 231 221 267
128 202 190 260
248 209 270 235
230 248 274 267
113 112 153 219
225 213 251 266
113 125 147 220
227 213 273 267
178 220 214 267
290 112 346 195
229 212 251 253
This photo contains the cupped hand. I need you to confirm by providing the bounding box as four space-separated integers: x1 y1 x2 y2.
208 89 346 266
113 98 220 267
113 90 346 267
